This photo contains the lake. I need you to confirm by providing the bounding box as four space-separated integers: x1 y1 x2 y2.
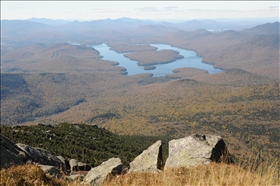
93 43 223 77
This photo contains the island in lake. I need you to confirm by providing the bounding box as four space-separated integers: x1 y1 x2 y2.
144 65 156 70
124 49 184 66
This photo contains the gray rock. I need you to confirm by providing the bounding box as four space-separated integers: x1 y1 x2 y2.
69 159 78 171
16 143 63 168
83 157 123 186
77 161 91 171
121 167 129 174
17 151 30 162
0 134 25 168
69 159 91 171
129 140 163 173
39 164 61 178
165 134 233 169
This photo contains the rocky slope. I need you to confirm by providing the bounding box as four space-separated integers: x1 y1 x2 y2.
1 132 233 185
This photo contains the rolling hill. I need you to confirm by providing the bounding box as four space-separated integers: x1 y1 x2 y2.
157 22 279 80
1 18 279 165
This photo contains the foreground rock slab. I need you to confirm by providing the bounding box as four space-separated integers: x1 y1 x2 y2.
129 140 163 173
165 134 233 169
0 134 25 168
16 143 64 168
83 158 123 186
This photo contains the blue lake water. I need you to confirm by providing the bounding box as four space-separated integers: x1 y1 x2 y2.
93 43 223 77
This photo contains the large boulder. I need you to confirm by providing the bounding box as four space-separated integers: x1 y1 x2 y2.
83 158 123 186
165 134 233 169
0 134 25 168
16 143 63 169
129 140 163 173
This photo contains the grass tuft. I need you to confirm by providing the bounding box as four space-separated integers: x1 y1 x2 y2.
0 158 278 186
104 161 279 186
0 164 69 186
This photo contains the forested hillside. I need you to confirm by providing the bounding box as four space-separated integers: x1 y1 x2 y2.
0 123 171 167
1 20 279 165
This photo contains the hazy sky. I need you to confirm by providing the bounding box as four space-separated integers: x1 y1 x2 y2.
1 1 279 21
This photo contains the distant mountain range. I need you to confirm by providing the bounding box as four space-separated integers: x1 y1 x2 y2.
2 17 279 34
1 17 279 80
27 17 71 26
2 17 278 37
1 17 278 50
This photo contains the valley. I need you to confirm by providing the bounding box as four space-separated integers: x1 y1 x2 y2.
0 18 279 164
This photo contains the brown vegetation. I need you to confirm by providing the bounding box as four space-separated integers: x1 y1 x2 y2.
1 43 125 74
1 161 278 186
0 164 71 186
2 69 278 161
104 162 279 186
155 27 279 80
168 67 208 79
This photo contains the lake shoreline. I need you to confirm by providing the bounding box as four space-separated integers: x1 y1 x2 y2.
93 43 223 77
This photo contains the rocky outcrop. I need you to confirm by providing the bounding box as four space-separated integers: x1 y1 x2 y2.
0 134 25 168
165 134 233 169
83 158 123 186
129 140 163 173
16 143 64 169
0 134 90 175
1 133 235 184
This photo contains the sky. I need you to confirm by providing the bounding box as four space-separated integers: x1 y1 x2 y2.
1 1 279 21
